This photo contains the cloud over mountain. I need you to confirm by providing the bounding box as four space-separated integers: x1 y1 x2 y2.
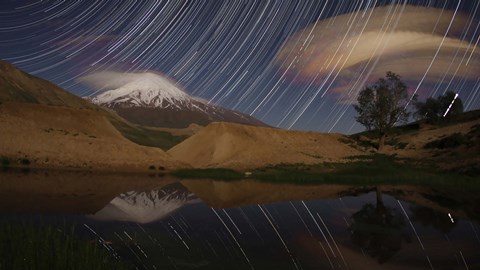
78 71 185 94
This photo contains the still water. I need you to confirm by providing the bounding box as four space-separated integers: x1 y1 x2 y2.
0 170 479 269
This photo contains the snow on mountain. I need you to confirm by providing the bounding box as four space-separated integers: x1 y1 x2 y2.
90 72 191 109
82 71 268 128
91 183 199 224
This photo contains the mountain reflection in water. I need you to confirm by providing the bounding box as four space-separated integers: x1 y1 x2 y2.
0 171 479 269
92 183 199 223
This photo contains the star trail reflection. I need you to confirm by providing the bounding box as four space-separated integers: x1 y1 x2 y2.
1 180 479 269
1 1 479 133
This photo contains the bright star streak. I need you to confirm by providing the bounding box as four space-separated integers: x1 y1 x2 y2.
211 208 254 269
397 200 425 250
301 201 336 268
258 205 300 270
1 1 479 133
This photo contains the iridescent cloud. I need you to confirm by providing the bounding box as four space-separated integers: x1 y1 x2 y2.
276 5 480 101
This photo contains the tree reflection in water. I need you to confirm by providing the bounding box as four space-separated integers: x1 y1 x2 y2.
349 186 412 264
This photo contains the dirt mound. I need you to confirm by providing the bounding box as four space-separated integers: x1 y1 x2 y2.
168 122 361 169
384 119 480 171
0 102 186 171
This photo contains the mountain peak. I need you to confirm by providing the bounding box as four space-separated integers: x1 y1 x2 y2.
90 72 190 109
82 71 268 128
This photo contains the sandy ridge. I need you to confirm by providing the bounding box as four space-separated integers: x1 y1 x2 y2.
0 102 186 171
168 122 362 169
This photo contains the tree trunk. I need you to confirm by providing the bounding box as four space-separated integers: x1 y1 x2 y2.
376 186 384 208
378 133 386 151
376 186 387 224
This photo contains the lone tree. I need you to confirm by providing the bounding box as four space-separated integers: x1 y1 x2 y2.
354 72 411 150
414 91 463 124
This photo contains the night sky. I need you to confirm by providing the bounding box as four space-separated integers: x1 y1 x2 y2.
1 0 479 133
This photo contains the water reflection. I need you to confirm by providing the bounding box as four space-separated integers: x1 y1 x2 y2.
0 169 177 214
410 205 456 233
0 171 479 269
349 187 411 264
92 183 199 223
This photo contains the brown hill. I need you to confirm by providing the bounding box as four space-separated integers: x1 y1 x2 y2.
338 111 480 174
0 102 186 171
0 60 190 170
384 118 480 171
0 60 190 151
168 122 362 169
0 60 95 109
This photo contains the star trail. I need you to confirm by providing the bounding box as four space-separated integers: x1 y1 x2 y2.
1 0 479 133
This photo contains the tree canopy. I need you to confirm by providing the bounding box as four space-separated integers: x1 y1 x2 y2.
414 91 464 124
353 71 411 150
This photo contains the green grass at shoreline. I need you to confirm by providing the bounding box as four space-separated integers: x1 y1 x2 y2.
171 168 244 180
1 154 477 187
170 154 479 188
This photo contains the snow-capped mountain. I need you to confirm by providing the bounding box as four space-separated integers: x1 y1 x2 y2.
91 183 199 224
86 72 267 128
90 73 191 109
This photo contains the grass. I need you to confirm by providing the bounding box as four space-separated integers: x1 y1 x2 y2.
169 154 479 187
148 165 165 171
354 122 421 140
109 116 188 150
19 158 31 165
468 124 480 137
423 123 479 150
0 156 9 167
437 109 480 125
171 168 245 180
424 133 468 149
252 154 480 186
0 222 130 270
350 109 480 148
254 155 478 186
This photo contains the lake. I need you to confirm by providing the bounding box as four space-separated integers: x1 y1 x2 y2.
0 169 479 269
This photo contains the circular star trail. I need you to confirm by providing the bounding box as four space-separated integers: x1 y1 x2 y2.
1 0 479 133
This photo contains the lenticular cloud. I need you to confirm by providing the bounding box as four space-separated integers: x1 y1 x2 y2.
78 71 183 95
276 4 480 101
